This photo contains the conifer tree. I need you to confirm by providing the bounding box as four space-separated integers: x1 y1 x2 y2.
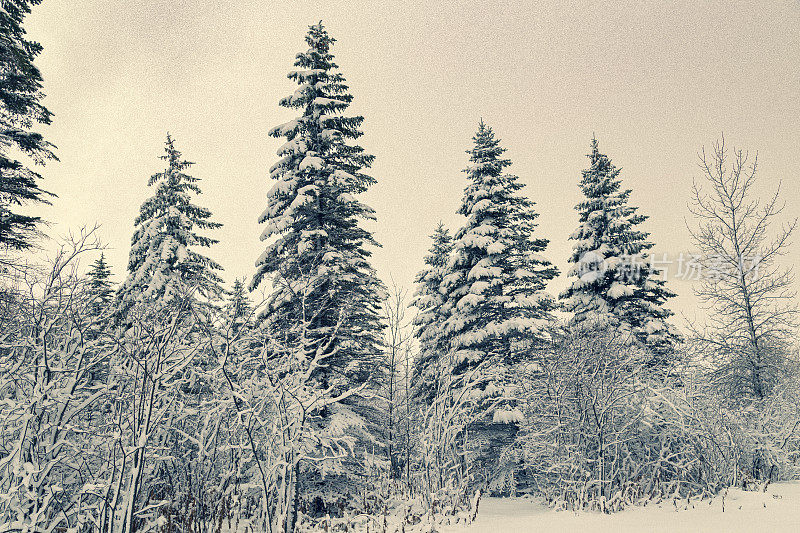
117 135 222 315
0 0 57 250
87 252 114 316
442 121 557 387
251 22 386 510
83 254 114 386
114 137 223 524
560 137 678 356
410 222 453 404
437 120 557 472
226 278 252 334
436 122 557 492
252 21 385 385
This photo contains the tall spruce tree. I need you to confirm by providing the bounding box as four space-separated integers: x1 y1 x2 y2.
226 278 252 334
117 135 222 315
437 122 557 492
0 0 57 250
560 137 677 356
251 22 386 510
439 122 557 490
442 121 557 388
87 252 114 316
410 222 453 404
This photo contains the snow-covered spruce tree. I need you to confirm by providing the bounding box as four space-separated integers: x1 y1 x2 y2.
411 221 453 405
441 121 558 492
110 136 223 530
116 134 223 316
0 0 57 250
85 252 114 385
87 252 114 317
251 22 386 515
560 137 678 360
227 278 253 334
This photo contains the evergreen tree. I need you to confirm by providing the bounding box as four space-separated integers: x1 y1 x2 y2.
438 122 557 492
410 221 453 404
442 121 557 389
87 252 114 316
251 22 386 512
226 278 252 334
560 137 678 356
117 134 222 315
114 136 224 523
83 252 114 386
0 0 57 250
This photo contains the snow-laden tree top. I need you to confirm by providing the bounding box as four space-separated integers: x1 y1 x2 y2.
117 134 223 313
443 120 557 362
251 20 385 342
561 137 677 354
253 21 379 292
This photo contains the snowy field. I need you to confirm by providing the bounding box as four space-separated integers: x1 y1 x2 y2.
441 482 800 533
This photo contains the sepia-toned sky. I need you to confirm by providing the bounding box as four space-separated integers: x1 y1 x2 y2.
24 0 800 323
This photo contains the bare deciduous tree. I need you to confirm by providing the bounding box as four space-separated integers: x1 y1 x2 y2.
381 279 414 483
688 136 798 400
0 227 108 531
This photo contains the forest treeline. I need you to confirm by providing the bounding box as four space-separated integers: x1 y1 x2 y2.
1 5 798 533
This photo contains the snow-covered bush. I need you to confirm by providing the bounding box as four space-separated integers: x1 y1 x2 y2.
0 232 235 532
515 323 719 512
514 319 800 513
687 366 800 490
293 489 479 533
0 229 114 531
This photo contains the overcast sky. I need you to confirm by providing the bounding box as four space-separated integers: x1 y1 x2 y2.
24 0 800 322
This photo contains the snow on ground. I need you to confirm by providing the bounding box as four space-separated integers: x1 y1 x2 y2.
441 482 800 533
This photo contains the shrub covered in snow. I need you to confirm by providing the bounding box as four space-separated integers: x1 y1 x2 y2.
512 322 800 513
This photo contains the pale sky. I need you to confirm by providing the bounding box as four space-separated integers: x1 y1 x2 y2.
23 0 800 322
